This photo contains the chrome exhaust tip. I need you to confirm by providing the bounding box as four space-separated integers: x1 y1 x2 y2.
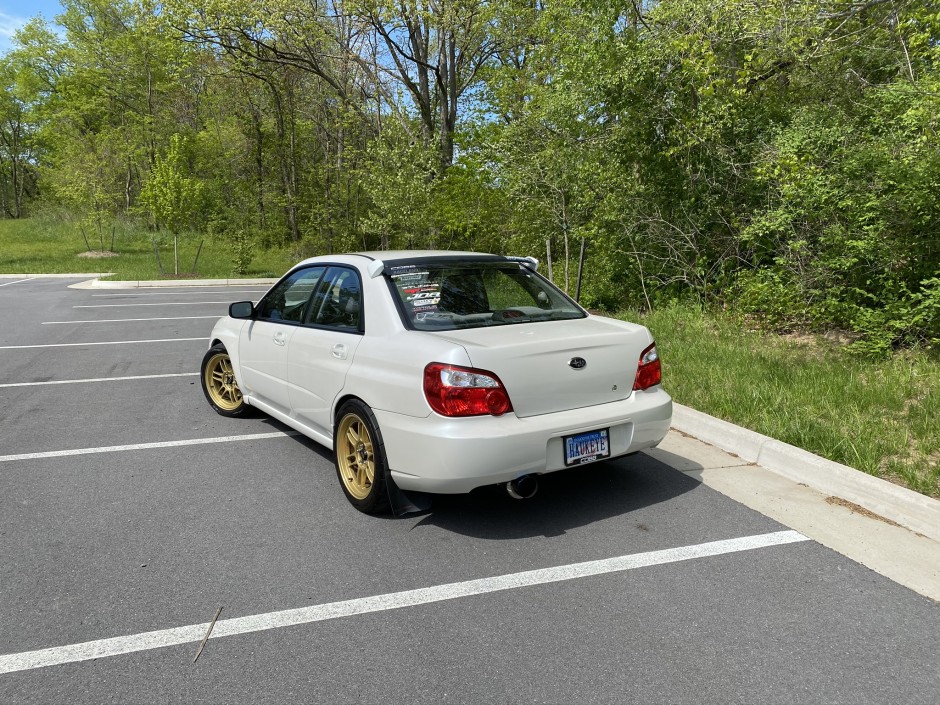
506 475 538 500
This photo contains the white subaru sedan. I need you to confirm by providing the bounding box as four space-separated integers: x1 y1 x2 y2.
201 251 672 513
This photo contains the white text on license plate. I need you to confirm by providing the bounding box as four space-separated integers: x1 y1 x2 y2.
564 429 611 466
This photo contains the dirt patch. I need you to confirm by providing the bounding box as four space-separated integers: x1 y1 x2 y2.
781 329 861 348
781 331 819 346
77 250 119 258
824 496 902 527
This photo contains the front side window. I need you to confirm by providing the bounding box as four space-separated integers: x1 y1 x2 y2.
388 261 584 330
256 266 325 322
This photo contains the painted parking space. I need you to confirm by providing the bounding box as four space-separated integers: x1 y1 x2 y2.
0 370 242 455
0 343 204 388
4 538 936 704
41 316 222 325
0 337 208 350
0 373 199 389
2 530 811 674
73 301 234 308
0 279 268 348
1 279 938 704
0 430 301 463
85 290 267 299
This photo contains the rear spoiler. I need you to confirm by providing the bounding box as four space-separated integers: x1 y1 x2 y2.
368 255 539 278
506 256 539 271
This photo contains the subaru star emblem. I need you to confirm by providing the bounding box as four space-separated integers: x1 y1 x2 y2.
568 357 587 370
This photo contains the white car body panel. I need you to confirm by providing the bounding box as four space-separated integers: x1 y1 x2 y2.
428 316 652 418
287 326 361 437
205 251 673 495
378 386 672 493
238 320 294 413
342 331 472 418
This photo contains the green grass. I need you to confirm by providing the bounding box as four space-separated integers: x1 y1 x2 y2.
0 213 294 279
624 304 940 498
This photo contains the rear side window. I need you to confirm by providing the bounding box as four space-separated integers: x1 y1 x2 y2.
388 262 584 330
257 266 325 322
305 267 363 332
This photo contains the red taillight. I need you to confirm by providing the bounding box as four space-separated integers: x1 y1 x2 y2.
423 363 513 417
633 342 662 391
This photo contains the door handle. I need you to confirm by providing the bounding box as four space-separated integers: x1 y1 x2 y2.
273 331 287 346
331 343 347 360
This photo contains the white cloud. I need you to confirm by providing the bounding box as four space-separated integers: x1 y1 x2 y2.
0 11 29 52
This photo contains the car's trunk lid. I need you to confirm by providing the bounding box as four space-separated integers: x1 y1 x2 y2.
429 317 651 418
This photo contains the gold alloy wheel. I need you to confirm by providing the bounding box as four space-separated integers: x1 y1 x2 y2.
204 352 243 412
336 413 376 500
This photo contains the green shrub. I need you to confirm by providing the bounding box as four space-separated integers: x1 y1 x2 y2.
230 230 255 276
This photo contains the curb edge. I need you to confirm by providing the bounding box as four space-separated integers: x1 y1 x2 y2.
671 403 940 542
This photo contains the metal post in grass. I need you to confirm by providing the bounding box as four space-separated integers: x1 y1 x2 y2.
191 239 204 274
575 237 587 303
152 238 164 275
79 225 92 253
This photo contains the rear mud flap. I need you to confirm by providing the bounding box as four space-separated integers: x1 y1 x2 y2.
385 472 433 517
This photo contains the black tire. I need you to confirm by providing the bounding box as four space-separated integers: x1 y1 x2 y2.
200 344 248 417
334 399 390 514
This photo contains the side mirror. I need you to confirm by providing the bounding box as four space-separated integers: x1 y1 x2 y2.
229 301 254 319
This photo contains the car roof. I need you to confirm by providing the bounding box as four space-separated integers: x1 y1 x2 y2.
290 251 536 275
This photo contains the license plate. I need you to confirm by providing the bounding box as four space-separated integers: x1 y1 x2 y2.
563 428 611 466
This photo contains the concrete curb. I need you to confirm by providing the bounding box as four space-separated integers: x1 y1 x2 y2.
671 403 940 542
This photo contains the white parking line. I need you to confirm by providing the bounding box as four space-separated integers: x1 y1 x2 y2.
0 373 198 388
42 316 220 325
76 302 232 308
91 290 266 297
0 279 30 287
0 530 810 674
0 338 205 350
0 431 301 463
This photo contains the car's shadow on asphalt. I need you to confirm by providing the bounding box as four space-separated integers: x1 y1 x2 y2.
272 416 704 539
405 452 702 539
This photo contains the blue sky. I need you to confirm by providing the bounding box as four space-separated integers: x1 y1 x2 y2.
0 0 63 53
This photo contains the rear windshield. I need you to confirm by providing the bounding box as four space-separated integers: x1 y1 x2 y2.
387 261 586 330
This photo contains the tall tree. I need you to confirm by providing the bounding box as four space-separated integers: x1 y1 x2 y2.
0 53 39 218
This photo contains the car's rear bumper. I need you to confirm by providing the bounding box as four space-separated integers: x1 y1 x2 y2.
375 388 672 494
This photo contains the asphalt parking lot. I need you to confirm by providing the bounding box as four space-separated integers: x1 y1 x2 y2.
1 277 938 704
